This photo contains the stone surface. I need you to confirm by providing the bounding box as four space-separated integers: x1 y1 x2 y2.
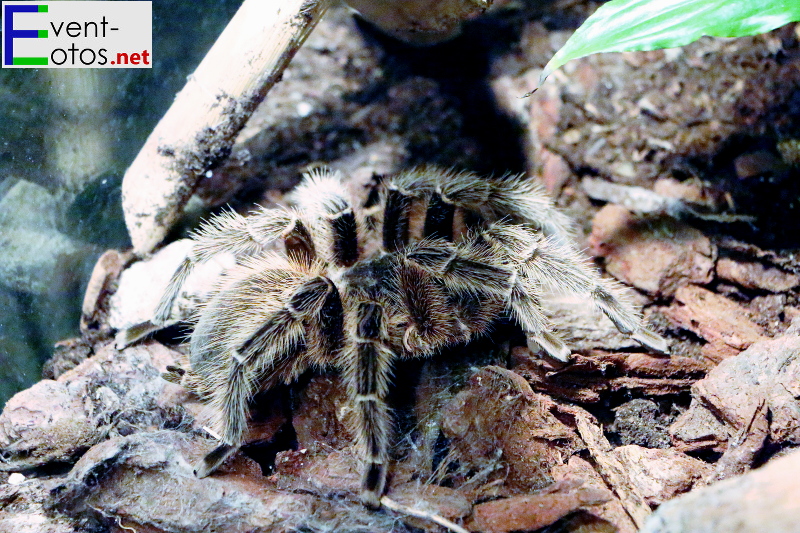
107 239 234 333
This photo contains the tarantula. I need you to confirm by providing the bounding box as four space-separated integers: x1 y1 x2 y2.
154 167 667 508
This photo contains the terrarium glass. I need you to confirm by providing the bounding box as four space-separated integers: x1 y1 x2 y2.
0 0 241 407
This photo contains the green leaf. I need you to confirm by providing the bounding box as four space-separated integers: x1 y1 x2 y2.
540 0 800 83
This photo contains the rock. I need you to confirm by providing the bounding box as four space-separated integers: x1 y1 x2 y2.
613 445 711 506
0 180 89 295
41 338 93 380
588 205 715 297
344 0 490 44
0 379 107 471
107 239 234 335
0 288 46 407
640 449 800 533
0 477 77 533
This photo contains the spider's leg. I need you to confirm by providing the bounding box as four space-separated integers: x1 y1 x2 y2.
508 276 573 362
190 257 337 477
403 237 581 362
484 224 669 355
154 207 317 324
395 261 462 352
422 192 456 241
341 299 395 508
390 167 577 242
382 181 414 252
289 169 360 267
403 238 513 296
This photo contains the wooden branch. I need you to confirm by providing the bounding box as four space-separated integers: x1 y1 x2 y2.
122 0 330 255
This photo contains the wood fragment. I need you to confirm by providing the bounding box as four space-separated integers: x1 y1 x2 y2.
512 347 707 403
588 205 716 297
566 406 652 530
468 479 611 533
716 257 800 292
660 285 765 352
613 445 712 506
122 0 330 254
640 449 800 533
707 400 769 483
381 496 470 533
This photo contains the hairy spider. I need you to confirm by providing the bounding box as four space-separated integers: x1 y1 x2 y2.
154 168 667 508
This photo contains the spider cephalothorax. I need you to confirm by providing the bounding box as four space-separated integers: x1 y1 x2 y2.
154 168 667 507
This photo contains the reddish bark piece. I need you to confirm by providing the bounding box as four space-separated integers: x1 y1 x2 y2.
707 400 769 483
640 449 800 533
669 401 730 453
671 326 800 453
716 257 800 292
389 483 473 529
699 340 741 364
540 149 572 194
441 366 580 493
469 479 610 533
561 405 652 529
618 352 709 377
613 445 711 506
512 347 707 403
273 448 361 495
661 285 765 352
588 205 715 296
80 249 132 336
552 456 637 533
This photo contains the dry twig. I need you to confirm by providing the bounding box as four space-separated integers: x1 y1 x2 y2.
122 0 330 254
